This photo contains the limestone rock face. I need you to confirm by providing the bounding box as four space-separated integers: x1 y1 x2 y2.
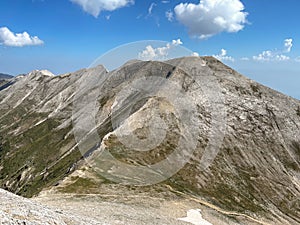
0 57 299 224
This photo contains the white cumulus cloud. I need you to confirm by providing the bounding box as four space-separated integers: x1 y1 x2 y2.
70 0 134 17
253 39 293 62
138 39 183 60
213 49 234 62
172 39 183 46
192 52 200 57
174 0 248 39
0 27 44 47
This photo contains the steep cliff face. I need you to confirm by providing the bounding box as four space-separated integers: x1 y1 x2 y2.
0 57 299 224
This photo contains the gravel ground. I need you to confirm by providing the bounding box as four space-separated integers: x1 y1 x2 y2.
0 187 265 225
33 192 249 225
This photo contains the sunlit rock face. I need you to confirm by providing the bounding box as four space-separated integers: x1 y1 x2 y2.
0 57 299 224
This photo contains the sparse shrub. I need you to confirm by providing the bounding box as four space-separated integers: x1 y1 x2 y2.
296 106 300 116
250 84 259 93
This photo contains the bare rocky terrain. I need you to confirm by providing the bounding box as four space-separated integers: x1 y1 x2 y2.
0 187 262 225
0 188 103 224
0 57 299 224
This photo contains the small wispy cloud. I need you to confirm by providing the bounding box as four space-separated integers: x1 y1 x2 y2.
241 57 249 61
165 10 174 22
148 2 157 16
283 38 293 53
145 2 161 27
0 27 44 47
138 39 183 60
171 39 183 46
253 39 293 62
213 49 235 62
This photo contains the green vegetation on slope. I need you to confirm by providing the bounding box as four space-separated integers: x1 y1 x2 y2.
0 107 82 197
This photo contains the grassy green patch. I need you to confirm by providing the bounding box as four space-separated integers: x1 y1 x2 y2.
58 177 98 194
0 110 83 197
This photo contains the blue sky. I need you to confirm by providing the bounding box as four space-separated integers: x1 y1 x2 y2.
0 0 299 99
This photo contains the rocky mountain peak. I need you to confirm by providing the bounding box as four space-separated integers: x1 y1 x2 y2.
27 69 55 79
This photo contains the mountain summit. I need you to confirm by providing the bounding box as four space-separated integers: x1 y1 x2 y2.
0 57 299 224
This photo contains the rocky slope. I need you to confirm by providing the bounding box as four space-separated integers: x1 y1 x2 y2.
0 188 104 224
0 57 299 224
0 187 252 225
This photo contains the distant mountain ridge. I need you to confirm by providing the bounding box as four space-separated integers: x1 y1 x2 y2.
0 73 13 80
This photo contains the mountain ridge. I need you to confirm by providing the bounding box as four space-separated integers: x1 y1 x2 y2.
0 56 299 224
0 73 13 80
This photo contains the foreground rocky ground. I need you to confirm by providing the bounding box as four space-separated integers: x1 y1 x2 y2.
0 189 101 224
1 187 268 225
